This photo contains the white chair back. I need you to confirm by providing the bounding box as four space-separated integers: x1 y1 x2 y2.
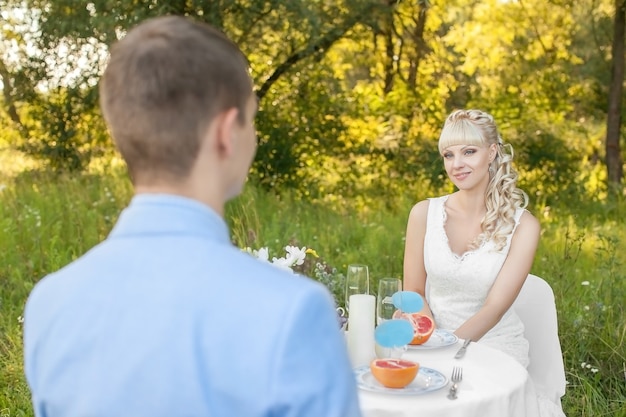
513 274 566 406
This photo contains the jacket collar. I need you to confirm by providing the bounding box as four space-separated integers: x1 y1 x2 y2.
108 193 231 245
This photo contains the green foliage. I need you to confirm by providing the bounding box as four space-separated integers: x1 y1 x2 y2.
0 167 132 412
1 0 622 199
252 63 351 194
17 87 110 171
538 217 626 417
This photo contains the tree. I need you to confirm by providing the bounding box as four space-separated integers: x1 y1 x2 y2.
4 0 390 172
1 0 621 207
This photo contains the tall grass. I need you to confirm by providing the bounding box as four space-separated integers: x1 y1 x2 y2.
1 165 624 415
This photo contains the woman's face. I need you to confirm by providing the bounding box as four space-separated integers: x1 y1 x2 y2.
441 143 496 192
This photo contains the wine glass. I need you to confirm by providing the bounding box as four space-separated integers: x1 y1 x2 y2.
345 264 369 314
374 288 413 360
376 277 402 325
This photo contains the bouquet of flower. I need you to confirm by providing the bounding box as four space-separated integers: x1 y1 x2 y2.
243 245 314 273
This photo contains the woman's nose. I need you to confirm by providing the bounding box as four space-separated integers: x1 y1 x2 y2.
452 155 464 168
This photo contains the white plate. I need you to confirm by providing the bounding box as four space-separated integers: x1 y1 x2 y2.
355 365 448 395
407 329 459 350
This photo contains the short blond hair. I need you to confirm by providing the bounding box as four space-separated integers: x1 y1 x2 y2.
100 16 252 185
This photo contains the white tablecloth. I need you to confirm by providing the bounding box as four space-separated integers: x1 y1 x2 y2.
358 339 541 417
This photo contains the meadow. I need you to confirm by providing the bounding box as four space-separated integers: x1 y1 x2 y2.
0 151 625 416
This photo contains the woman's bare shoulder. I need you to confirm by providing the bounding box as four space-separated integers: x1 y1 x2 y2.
520 209 540 227
515 209 541 238
408 199 430 220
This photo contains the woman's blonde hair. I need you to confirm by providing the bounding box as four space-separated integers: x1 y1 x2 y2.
438 109 528 251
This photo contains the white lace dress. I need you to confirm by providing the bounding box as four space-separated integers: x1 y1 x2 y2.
424 195 530 367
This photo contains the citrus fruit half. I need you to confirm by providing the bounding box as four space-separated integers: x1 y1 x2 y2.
370 358 419 388
392 311 435 345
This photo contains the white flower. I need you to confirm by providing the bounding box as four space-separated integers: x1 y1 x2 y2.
245 245 310 273
244 247 269 262
255 247 270 262
581 281 590 286
270 256 297 272
284 245 307 267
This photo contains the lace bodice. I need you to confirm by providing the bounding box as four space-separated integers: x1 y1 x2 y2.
424 195 529 367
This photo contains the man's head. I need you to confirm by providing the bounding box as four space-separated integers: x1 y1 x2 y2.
100 16 255 192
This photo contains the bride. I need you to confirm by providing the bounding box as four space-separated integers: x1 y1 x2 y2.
402 109 565 416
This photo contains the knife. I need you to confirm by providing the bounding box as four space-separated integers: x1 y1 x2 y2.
454 339 471 359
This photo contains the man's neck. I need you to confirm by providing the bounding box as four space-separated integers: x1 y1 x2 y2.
134 183 225 217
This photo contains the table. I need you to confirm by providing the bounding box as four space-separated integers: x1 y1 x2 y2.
357 338 541 417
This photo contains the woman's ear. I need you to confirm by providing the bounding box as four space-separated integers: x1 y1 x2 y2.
214 107 240 158
489 143 498 162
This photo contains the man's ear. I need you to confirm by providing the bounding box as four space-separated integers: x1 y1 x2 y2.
214 107 240 158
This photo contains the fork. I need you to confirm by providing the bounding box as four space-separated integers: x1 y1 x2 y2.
447 366 463 400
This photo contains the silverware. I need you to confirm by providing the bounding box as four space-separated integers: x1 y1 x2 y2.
454 338 471 359
447 366 463 400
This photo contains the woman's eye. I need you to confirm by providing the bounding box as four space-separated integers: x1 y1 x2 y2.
443 153 453 159
464 149 476 155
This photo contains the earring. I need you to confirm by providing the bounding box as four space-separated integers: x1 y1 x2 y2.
489 165 495 175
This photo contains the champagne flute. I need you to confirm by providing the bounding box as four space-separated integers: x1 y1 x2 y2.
376 277 402 325
345 264 369 314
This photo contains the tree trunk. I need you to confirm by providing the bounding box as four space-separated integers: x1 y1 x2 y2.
606 0 625 185
383 23 395 95
407 2 430 90
0 58 24 128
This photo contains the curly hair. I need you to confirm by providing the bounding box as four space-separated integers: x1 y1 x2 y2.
438 109 528 251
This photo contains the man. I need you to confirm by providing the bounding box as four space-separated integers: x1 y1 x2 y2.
23 16 361 417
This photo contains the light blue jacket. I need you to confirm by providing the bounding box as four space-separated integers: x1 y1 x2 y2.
24 194 362 417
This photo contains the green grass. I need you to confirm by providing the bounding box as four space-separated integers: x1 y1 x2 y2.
1 164 625 415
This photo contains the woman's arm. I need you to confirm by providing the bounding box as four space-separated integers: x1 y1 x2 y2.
402 200 434 317
454 211 541 341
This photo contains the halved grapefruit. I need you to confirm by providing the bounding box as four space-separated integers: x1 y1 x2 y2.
370 358 419 388
392 311 435 345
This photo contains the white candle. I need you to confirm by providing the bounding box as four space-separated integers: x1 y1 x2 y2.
347 294 376 368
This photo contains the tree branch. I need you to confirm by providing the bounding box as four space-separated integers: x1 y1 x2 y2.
257 4 382 100
518 0 553 57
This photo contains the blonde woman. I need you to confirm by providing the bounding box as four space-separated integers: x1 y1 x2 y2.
405 109 567 416
403 109 540 366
